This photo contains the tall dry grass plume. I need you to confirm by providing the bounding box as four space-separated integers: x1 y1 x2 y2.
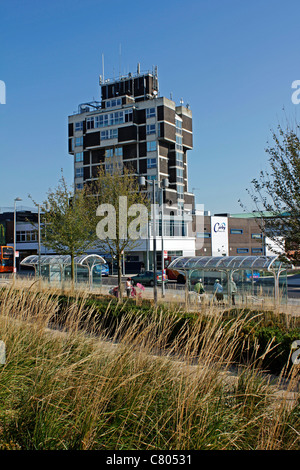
0 283 298 450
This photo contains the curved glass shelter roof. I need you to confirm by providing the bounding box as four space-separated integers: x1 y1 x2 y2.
21 254 106 268
167 255 293 272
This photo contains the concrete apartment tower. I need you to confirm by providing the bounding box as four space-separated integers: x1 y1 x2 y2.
68 65 195 216
68 65 196 269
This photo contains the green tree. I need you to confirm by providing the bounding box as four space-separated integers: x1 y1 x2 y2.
242 122 300 260
31 173 97 284
91 164 150 297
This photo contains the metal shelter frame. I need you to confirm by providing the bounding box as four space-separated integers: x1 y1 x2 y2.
167 255 294 303
21 254 106 289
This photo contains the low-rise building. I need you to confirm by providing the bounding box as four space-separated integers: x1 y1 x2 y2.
195 212 279 257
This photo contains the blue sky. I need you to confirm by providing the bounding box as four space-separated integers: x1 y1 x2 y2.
1 0 300 214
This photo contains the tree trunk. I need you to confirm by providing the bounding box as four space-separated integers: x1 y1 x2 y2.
71 253 75 292
117 252 123 300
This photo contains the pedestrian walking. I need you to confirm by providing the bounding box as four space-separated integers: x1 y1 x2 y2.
214 279 224 303
194 278 205 295
193 277 205 303
229 276 237 305
126 278 132 298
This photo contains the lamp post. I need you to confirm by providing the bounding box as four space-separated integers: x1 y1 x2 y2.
160 178 169 298
38 204 41 277
13 197 22 277
139 176 169 303
139 175 158 305
37 202 50 278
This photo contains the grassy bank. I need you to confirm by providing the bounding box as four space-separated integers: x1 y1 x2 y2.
0 286 299 450
56 293 300 377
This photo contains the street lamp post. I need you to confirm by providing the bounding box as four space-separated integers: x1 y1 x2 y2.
13 197 22 277
37 202 50 278
139 176 169 304
152 180 157 305
38 204 41 277
139 176 158 305
160 178 169 298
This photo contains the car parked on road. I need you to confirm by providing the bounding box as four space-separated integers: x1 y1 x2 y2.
94 263 109 276
131 270 168 287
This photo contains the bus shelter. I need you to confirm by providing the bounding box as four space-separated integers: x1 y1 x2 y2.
167 255 294 305
21 254 106 289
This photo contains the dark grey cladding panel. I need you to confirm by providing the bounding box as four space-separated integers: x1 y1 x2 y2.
157 105 175 124
68 138 73 153
182 114 192 132
83 166 90 180
164 106 175 124
159 158 168 175
135 108 146 124
168 167 176 182
157 105 164 121
91 149 105 164
124 160 137 172
138 125 146 141
118 125 137 142
68 123 74 137
164 189 177 205
163 122 176 142
139 141 147 157
101 79 133 100
182 130 193 148
168 151 176 166
101 75 152 100
83 151 90 165
139 158 147 173
91 165 101 178
84 132 101 148
159 142 169 157
184 194 195 207
123 144 137 160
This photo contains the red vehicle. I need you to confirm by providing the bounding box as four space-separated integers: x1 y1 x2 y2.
0 246 14 273
165 256 186 283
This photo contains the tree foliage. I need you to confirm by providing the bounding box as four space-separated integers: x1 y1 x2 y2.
30 172 97 281
90 164 150 296
242 122 300 260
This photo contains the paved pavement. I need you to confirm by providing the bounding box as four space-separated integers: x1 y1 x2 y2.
2 272 300 309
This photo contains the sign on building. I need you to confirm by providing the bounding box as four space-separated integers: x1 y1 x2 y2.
211 216 229 257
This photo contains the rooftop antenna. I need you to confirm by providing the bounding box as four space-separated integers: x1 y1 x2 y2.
137 62 140 74
102 53 105 83
119 43 122 78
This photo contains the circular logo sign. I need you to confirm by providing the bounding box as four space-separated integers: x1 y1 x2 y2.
214 222 226 233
